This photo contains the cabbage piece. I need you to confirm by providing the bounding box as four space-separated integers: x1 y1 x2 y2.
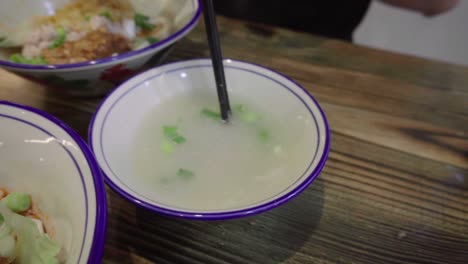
0 214 16 263
49 27 67 49
2 192 31 213
0 203 61 264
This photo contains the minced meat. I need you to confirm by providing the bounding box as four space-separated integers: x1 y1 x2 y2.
41 28 131 64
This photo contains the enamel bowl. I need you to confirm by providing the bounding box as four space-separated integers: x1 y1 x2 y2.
0 101 107 263
89 59 330 220
0 0 201 97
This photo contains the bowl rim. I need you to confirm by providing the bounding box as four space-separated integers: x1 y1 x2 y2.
0 0 202 71
88 58 331 220
0 100 108 263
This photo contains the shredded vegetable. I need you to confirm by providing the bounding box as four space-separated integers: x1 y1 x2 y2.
49 27 67 49
134 13 155 30
0 202 60 263
9 54 48 65
146 37 159 44
99 10 113 21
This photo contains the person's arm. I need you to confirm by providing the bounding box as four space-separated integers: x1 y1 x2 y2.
380 0 459 16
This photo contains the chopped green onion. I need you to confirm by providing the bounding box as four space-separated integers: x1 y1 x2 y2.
160 140 175 154
234 104 270 142
163 126 177 137
201 108 221 120
233 104 260 123
0 214 4 225
49 27 66 49
9 54 25 63
243 112 260 123
172 136 186 144
84 15 91 21
258 130 270 142
9 54 48 65
2 192 31 213
134 13 155 30
146 37 159 44
0 37 5 43
177 169 194 180
163 126 186 144
100 10 113 21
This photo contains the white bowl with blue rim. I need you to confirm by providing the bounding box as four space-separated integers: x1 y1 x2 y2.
0 101 107 263
0 0 201 97
89 59 330 220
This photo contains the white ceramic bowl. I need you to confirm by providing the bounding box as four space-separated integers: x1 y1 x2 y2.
89 59 330 220
0 101 107 263
0 0 201 97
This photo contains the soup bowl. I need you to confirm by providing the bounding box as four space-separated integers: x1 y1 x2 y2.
89 59 330 220
0 101 107 263
0 0 201 97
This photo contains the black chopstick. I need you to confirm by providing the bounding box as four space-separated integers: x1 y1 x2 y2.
202 0 231 121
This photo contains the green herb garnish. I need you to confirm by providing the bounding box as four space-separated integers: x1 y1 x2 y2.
49 27 66 49
9 54 48 65
234 104 271 142
203 104 270 143
160 140 175 154
134 13 155 30
163 126 178 137
201 108 221 120
146 37 159 44
177 169 194 180
100 10 113 21
172 136 186 144
84 14 91 21
233 104 260 123
243 112 260 123
160 126 185 154
163 126 186 144
258 130 270 142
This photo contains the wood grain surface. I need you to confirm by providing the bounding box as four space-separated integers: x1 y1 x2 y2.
0 16 467 264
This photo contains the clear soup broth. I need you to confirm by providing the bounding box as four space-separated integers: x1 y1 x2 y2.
132 90 317 211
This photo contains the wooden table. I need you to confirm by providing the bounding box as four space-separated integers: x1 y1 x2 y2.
1 17 467 264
